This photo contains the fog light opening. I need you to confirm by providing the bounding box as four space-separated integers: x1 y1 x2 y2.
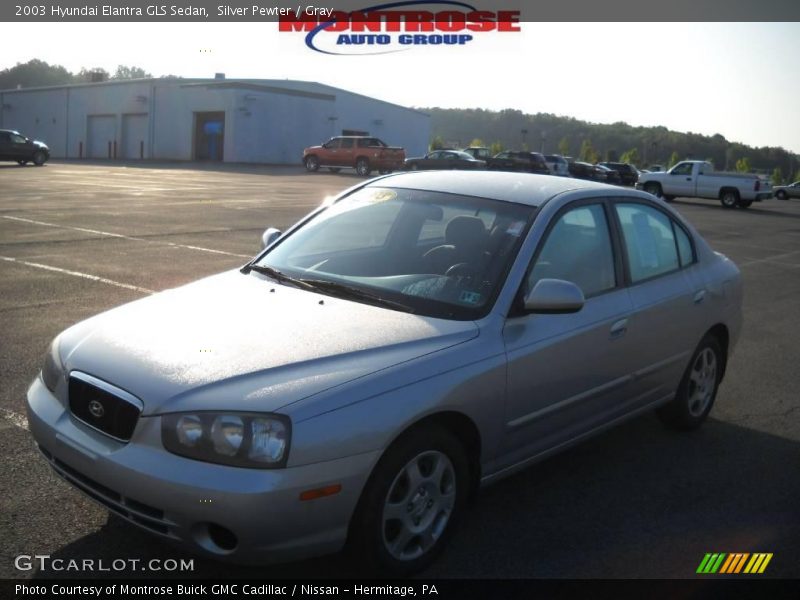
193 522 238 554
208 523 238 551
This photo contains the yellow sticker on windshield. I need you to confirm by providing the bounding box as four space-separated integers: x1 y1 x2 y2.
365 188 397 203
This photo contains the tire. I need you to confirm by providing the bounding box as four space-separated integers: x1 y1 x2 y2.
657 335 723 431
16 160 28 166
663 195 676 202
776 190 787 200
720 190 739 209
379 169 391 175
356 158 371 177
737 199 753 209
32 151 47 166
327 167 341 173
409 163 419 171
304 155 320 172
348 424 469 575
644 182 663 199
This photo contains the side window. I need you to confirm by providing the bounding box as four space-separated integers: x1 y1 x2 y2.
428 151 441 159
340 138 354 149
615 203 679 282
528 204 617 298
671 163 692 176
674 223 694 267
323 139 340 149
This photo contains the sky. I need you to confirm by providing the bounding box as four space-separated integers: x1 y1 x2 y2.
2 21 799 154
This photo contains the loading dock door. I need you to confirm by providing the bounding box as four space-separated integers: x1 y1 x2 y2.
87 115 116 159
194 111 225 161
121 113 148 159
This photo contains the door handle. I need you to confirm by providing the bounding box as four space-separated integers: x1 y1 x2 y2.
693 290 706 304
610 318 628 339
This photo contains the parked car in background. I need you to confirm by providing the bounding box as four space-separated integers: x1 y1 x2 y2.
544 154 570 177
599 162 639 186
303 136 405 176
637 160 772 208
462 147 492 161
404 150 486 171
487 150 550 174
593 164 621 185
0 129 50 166
773 181 800 200
27 170 742 574
568 160 597 181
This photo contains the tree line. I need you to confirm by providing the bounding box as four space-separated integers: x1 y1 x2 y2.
0 59 173 91
424 107 800 184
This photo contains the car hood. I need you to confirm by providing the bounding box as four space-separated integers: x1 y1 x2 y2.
33 140 48 149
59 270 478 416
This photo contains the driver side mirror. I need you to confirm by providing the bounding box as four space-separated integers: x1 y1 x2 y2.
261 227 282 250
523 278 584 314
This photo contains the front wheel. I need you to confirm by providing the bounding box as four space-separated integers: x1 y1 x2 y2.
356 158 371 177
776 190 787 200
657 335 722 431
644 182 663 199
720 190 739 209
32 151 47 166
348 425 469 575
304 155 320 172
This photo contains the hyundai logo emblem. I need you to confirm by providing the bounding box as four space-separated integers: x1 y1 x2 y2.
88 400 105 418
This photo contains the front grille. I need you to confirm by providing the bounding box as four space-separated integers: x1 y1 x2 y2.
38 444 174 537
68 372 141 441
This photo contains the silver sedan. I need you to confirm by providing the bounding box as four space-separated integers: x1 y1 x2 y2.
27 171 742 574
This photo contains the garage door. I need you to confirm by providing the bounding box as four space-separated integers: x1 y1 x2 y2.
87 115 116 159
121 113 148 159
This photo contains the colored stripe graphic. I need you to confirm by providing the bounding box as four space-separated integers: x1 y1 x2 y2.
697 553 726 573
699 552 772 574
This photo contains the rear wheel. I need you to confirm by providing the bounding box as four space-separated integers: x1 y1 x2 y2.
356 158 371 177
720 190 739 209
304 155 320 172
657 335 722 431
32 150 47 166
348 425 469 575
644 182 663 199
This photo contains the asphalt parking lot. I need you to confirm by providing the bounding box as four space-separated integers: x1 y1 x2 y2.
1 161 799 579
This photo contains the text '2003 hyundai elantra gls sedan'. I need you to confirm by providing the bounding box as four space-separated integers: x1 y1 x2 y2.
27 171 742 574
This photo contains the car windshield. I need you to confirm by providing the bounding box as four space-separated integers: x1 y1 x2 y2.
255 186 535 320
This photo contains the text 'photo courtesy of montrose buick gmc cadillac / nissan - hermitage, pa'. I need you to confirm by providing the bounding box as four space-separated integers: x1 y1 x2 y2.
27 170 742 574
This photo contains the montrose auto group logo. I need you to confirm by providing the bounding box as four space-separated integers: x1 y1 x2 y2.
278 1 521 55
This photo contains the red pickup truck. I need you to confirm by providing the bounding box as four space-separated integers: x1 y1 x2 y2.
303 136 406 176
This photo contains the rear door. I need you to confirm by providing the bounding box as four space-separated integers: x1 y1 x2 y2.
612 201 700 402
501 201 636 466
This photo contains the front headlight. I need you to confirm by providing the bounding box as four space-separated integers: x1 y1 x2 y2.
162 412 291 469
42 336 65 393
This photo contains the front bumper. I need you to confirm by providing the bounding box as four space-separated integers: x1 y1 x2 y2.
26 375 379 564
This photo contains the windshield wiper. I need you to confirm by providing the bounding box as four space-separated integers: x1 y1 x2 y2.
242 264 316 291
299 279 415 314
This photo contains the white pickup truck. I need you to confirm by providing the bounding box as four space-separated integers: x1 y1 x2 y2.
637 160 772 209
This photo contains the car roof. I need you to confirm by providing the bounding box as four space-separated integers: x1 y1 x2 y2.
368 170 610 207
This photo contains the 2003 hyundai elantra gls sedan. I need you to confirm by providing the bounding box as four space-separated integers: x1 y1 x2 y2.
27 171 742 574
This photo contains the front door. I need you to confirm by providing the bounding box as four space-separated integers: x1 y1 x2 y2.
500 202 635 469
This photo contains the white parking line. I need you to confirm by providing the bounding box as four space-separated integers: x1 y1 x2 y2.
739 249 800 267
0 408 29 431
2 215 250 258
0 255 155 294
